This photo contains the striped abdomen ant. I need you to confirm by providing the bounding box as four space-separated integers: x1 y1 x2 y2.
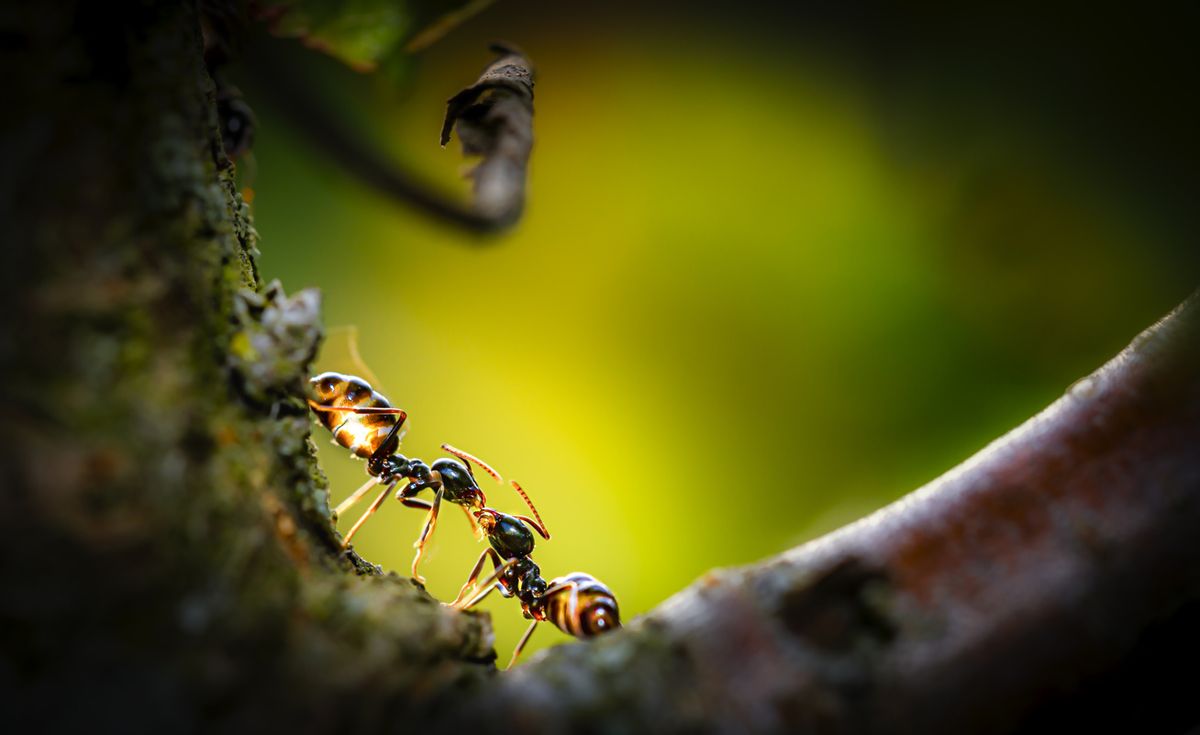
450 503 620 667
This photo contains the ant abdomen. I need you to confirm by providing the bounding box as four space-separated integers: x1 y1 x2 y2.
545 573 621 638
308 372 403 458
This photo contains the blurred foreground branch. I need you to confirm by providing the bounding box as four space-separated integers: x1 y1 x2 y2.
246 42 534 234
4 3 1199 733
439 42 535 229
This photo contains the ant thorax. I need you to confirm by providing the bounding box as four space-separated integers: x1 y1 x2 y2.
501 557 545 603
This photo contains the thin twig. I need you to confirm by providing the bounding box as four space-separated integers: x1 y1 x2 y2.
245 43 533 235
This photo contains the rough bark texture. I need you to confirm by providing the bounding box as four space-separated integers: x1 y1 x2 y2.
464 295 1200 734
2 4 493 731
4 4 1199 734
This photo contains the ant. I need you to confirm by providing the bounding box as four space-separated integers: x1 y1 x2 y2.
307 371 540 583
308 369 621 663
448 502 621 668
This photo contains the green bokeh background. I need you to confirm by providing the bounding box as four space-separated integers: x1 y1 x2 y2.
244 3 1197 660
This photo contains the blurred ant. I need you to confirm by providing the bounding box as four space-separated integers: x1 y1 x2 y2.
307 372 540 583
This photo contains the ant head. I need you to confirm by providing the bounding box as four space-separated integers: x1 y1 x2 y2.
477 509 499 533
430 458 488 508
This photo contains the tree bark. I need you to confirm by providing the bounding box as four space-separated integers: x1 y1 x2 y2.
4 4 1198 734
2 3 492 731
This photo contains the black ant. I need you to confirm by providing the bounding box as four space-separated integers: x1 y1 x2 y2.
448 497 621 667
307 371 540 583
308 370 621 663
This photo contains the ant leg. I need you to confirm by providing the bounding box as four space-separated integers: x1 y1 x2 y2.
333 475 379 518
461 504 483 539
451 548 494 607
453 557 520 610
507 621 540 669
340 480 396 549
410 485 445 584
450 547 508 607
309 397 408 452
307 400 409 419
335 324 386 391
539 580 582 636
440 444 504 484
396 480 437 511
398 496 433 511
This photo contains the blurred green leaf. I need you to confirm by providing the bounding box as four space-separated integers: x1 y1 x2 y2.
263 0 494 72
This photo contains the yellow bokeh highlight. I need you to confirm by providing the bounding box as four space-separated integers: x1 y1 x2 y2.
251 26 1187 661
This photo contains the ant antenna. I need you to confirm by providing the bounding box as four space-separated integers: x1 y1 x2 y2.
440 444 503 484
325 324 385 390
509 480 549 539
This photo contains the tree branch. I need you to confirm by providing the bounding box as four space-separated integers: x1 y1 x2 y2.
457 293 1200 734
245 41 534 235
6 3 1199 733
439 42 535 229
3 4 494 731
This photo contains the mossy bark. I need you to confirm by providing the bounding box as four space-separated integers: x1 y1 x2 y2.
4 4 1200 734
2 3 491 731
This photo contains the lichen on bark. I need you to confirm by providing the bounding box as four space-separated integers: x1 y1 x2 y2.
3 3 493 731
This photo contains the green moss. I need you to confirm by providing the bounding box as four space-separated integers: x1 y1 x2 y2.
6 4 496 728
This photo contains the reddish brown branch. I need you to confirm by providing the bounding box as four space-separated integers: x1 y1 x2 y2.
454 292 1200 734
